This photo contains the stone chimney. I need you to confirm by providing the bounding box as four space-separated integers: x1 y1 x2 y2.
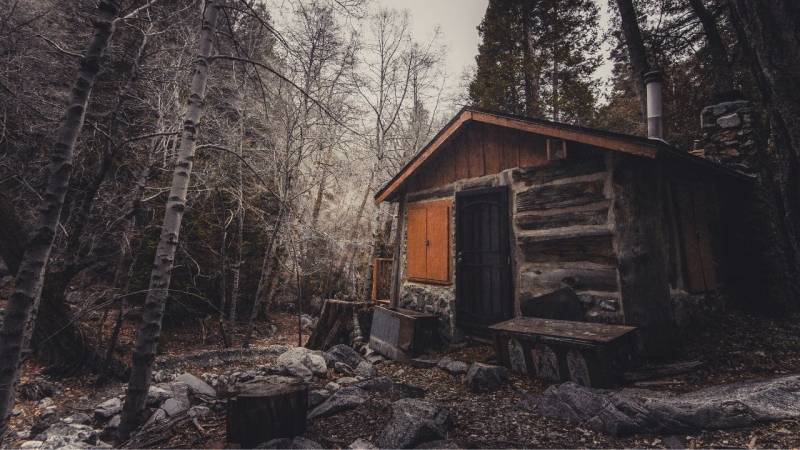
699 100 758 174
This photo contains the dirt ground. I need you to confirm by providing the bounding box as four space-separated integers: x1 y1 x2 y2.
4 308 800 449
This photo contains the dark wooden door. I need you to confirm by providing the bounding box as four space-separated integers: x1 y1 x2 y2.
456 186 513 332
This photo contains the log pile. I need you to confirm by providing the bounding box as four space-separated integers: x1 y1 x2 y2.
305 300 373 351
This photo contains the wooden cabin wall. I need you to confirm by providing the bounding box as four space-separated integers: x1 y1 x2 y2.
512 145 624 324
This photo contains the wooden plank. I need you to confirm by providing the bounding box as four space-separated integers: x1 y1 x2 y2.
425 201 451 282
406 185 455 203
489 316 636 344
517 179 606 212
513 154 606 186
501 129 520 170
516 205 609 231
406 205 427 279
692 184 717 290
466 125 485 178
483 124 504 174
673 182 705 292
519 267 619 294
454 132 470 180
520 230 616 265
518 132 548 168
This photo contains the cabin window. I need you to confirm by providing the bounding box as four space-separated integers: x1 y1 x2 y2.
673 181 716 293
406 200 451 284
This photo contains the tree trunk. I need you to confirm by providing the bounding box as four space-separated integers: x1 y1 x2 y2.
687 0 734 100
726 0 800 311
305 299 372 350
228 124 245 325
615 0 651 121
0 0 121 438
226 383 308 448
117 2 219 440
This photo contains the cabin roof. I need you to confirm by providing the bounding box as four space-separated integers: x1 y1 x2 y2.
375 107 750 204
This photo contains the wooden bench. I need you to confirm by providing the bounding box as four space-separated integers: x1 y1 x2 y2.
489 317 638 387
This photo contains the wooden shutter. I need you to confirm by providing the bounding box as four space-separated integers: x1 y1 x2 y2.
406 200 451 283
674 181 716 293
425 201 451 282
406 206 427 279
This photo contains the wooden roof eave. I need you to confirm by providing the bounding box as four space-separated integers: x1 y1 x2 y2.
375 109 669 204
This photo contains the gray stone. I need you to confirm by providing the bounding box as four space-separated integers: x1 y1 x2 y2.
376 399 452 449
20 441 44 449
337 376 359 385
188 405 210 418
409 357 439 368
334 361 354 375
523 376 800 436
325 344 364 370
717 113 742 129
103 414 120 436
309 389 331 408
62 412 92 425
144 408 167 426
436 357 468 375
307 386 369 419
325 382 341 392
465 363 508 393
258 437 323 449
147 385 174 407
354 361 377 378
354 376 393 393
348 438 377 449
162 397 189 417
277 347 328 380
168 381 192 412
38 422 98 449
174 373 217 399
93 397 122 421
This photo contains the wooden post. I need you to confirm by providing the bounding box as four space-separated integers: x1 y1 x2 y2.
226 383 308 448
390 195 407 309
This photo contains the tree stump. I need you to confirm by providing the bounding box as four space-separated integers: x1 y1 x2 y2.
226 383 308 448
305 300 372 350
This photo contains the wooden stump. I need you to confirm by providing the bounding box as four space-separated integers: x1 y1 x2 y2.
226 383 308 448
305 300 372 350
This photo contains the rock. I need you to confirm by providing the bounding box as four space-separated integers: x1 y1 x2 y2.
37 422 98 449
258 437 323 449
436 357 468 375
102 414 120 437
309 389 331 408
524 375 800 436
188 405 211 418
409 357 439 369
167 381 192 413
300 314 316 330
325 344 364 370
162 397 189 417
147 385 174 407
465 363 508 393
174 373 217 399
62 413 92 425
20 441 44 449
337 376 359 385
393 382 426 399
307 386 369 419
376 399 452 449
348 438 378 449
144 408 167 426
94 397 122 421
37 397 54 409
334 362 354 375
355 361 377 378
354 376 393 393
277 347 328 380
325 382 341 392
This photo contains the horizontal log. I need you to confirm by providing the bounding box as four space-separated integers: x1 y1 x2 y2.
519 230 616 265
513 155 606 186
516 205 609 231
407 184 456 202
516 179 606 212
519 267 619 295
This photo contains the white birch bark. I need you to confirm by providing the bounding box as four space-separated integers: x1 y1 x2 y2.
0 0 121 437
117 1 219 440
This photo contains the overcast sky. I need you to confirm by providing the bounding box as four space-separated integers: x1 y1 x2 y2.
374 0 615 98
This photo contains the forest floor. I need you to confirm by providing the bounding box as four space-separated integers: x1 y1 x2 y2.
4 308 800 449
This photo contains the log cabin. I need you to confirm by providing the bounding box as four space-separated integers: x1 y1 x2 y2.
373 99 754 356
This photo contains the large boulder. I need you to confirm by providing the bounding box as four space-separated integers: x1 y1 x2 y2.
348 438 377 449
93 397 122 421
376 399 452 449
147 384 174 407
437 357 468 376
354 361 377 378
524 375 800 436
174 373 217 399
277 347 328 380
464 363 508 393
325 344 364 370
309 389 331 408
307 386 369 419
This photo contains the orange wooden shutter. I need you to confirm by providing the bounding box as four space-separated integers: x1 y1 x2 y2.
406 206 427 279
425 202 451 282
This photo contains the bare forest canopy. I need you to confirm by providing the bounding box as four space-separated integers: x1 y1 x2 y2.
0 0 799 444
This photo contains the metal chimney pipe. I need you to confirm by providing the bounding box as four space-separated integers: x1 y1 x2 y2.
644 70 663 140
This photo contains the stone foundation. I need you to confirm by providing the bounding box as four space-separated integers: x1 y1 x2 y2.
398 282 459 343
700 100 758 174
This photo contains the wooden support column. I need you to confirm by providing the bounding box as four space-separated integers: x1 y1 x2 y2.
611 155 675 356
390 194 407 309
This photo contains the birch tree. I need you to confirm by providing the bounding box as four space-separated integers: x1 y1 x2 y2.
0 0 122 437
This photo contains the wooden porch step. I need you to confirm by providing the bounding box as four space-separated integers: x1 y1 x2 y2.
489 317 638 387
